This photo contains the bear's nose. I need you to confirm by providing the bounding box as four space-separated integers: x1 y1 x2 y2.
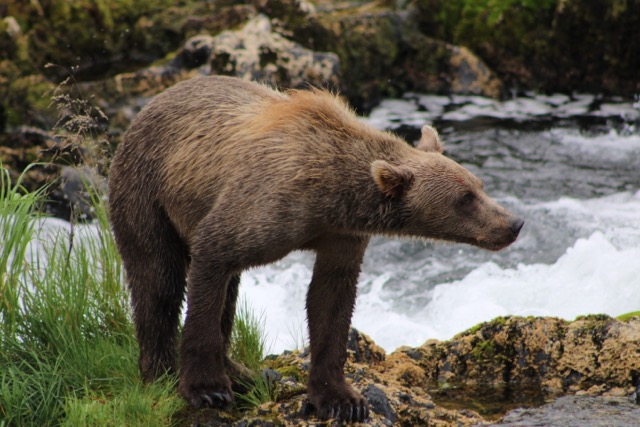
510 217 525 237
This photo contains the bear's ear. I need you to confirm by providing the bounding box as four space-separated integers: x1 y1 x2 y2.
415 125 444 153
371 160 413 198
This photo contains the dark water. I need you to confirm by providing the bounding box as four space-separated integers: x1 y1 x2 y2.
428 383 548 420
372 93 640 202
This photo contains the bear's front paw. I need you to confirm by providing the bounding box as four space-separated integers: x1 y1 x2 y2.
306 383 369 423
179 376 233 409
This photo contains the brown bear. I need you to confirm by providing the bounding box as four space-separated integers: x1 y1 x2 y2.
108 75 523 423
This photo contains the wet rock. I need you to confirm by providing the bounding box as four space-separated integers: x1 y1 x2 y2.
47 166 107 221
485 395 640 427
347 328 386 364
364 384 397 423
261 368 282 384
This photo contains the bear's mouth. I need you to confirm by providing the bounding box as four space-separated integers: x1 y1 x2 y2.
473 235 517 251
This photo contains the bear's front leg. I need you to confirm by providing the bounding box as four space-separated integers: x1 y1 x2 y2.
305 235 370 423
179 256 234 409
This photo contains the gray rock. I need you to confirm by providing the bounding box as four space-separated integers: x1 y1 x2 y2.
57 166 107 221
363 384 397 424
484 395 640 427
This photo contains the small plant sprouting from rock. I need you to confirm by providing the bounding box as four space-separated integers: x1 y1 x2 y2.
42 64 111 224
45 63 110 171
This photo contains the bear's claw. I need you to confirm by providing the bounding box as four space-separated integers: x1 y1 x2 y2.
190 390 233 409
304 400 369 423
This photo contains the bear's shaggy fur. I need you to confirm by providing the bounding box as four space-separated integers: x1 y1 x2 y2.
108 76 523 422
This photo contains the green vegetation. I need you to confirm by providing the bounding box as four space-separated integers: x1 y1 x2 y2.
2 0 194 76
617 311 640 322
0 164 275 425
230 299 269 373
229 300 280 409
0 164 177 425
413 0 640 94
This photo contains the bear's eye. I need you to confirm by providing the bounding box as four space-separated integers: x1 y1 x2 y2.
459 192 475 207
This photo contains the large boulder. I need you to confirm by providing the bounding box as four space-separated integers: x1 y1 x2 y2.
189 14 341 90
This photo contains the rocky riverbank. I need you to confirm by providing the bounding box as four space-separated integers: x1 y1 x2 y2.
2 3 639 424
178 315 640 426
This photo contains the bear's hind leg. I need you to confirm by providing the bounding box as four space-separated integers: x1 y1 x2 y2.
305 234 370 423
113 208 188 384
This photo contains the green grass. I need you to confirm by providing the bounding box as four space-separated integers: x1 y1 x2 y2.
229 300 279 409
230 299 268 373
0 164 275 426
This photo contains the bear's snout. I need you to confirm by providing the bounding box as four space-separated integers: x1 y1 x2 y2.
509 217 525 238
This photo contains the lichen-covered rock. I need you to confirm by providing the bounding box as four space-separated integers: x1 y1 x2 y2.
203 14 341 89
181 329 486 426
347 327 387 364
414 315 640 396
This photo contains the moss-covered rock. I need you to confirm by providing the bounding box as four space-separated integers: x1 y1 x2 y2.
312 3 503 111
1 0 256 83
4 74 56 129
411 0 640 95
414 315 640 395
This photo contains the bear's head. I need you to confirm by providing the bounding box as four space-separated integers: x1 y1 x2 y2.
372 126 524 251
